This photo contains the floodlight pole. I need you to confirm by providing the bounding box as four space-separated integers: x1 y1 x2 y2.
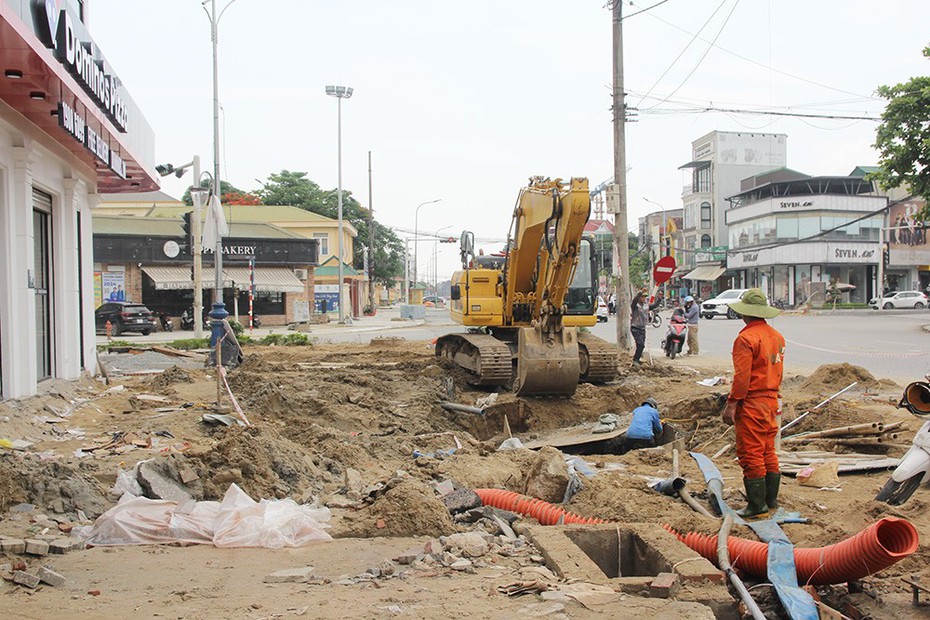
326 85 353 323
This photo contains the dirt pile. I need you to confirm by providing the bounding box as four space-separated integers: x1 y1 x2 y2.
333 477 455 538
187 426 335 500
148 365 196 391
0 454 108 518
800 363 881 394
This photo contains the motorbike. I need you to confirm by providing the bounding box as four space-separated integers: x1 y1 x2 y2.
157 312 173 332
876 379 930 505
660 310 688 359
180 310 195 331
649 308 662 328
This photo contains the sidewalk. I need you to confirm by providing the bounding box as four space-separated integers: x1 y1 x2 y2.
94 306 445 346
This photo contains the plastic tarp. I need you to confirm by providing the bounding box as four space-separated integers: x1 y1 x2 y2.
78 484 331 548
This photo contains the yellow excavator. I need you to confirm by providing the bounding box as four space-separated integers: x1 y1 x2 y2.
435 176 617 397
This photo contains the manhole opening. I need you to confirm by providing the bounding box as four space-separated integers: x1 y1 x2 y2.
565 528 670 579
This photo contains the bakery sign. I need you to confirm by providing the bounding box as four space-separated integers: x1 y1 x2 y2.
36 0 130 133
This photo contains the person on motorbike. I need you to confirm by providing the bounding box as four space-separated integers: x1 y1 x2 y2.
683 295 700 355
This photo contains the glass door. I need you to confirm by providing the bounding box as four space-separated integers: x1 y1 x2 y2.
33 190 53 380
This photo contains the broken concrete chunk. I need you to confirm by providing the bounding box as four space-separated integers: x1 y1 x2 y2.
449 558 473 572
443 532 490 558
0 538 26 554
379 560 396 577
263 566 315 584
524 446 570 504
136 459 194 503
13 571 40 588
49 539 72 555
24 539 49 556
36 566 66 587
650 572 680 598
441 488 482 514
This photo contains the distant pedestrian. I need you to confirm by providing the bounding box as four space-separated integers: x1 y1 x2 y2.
630 291 661 366
722 289 786 519
683 295 700 355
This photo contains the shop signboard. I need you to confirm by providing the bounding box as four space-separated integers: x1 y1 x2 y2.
93 271 102 308
694 245 727 263
314 284 339 314
888 198 930 266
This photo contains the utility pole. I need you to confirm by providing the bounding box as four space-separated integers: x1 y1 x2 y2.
404 239 410 304
192 155 204 338
368 151 376 313
612 0 632 351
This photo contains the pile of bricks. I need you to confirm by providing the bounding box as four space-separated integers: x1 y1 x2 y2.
1 534 83 589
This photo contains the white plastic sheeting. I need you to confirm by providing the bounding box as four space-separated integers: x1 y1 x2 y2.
78 484 331 548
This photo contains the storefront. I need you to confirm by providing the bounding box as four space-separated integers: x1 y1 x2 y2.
887 198 930 293
725 176 886 306
93 216 319 326
0 2 157 398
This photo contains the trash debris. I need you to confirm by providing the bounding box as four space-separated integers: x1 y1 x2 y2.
474 393 499 409
797 461 841 488
498 437 525 450
591 413 620 434
696 376 727 387
201 413 246 427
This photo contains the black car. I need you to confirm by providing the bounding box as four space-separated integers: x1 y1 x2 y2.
95 301 157 336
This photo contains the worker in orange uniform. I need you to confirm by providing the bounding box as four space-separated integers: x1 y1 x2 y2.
722 289 786 519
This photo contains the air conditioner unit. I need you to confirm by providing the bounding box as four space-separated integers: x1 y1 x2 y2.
294 268 308 281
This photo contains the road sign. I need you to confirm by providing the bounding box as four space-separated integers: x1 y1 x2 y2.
653 256 677 284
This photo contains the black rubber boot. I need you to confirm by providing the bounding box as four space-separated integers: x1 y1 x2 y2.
765 472 781 510
735 477 769 519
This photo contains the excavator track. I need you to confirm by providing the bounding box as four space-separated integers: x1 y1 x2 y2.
435 333 513 387
577 333 617 384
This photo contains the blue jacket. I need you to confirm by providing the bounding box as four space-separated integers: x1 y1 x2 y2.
684 302 700 325
627 404 662 440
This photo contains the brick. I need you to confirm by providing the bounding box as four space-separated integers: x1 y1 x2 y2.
69 538 86 551
24 539 49 556
37 566 66 587
49 539 72 555
650 572 680 599
13 571 40 588
0 538 26 555
263 566 315 583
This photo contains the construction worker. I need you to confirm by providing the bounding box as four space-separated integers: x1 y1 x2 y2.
630 290 662 366
683 295 700 355
722 289 786 519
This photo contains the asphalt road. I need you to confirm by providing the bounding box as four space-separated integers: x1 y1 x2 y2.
319 308 930 384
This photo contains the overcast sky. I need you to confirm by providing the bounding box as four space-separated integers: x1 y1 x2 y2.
90 0 929 278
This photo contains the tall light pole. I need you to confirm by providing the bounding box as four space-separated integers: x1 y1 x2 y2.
611 0 632 352
203 0 240 348
414 199 442 294
432 225 453 298
326 85 353 323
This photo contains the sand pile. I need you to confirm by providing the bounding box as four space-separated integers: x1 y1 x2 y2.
0 454 109 518
332 478 455 538
800 363 881 394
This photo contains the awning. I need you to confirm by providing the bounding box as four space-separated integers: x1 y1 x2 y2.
202 267 305 293
141 266 194 290
678 160 711 170
683 265 726 281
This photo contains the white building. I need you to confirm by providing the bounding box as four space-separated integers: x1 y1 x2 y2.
0 1 157 398
725 171 885 305
679 131 787 298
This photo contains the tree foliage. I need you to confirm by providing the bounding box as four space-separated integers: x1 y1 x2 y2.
254 170 405 286
628 232 650 290
182 178 243 206
872 45 930 219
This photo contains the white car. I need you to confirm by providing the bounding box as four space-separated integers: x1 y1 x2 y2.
701 288 751 319
869 291 928 310
596 297 609 322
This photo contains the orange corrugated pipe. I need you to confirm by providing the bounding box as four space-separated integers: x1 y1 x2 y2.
475 488 605 526
663 517 918 586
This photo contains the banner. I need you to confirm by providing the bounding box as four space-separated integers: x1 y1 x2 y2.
101 272 125 302
889 198 930 266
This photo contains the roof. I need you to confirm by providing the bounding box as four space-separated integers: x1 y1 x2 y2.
727 175 877 205
148 204 333 223
849 166 880 178
99 190 182 203
584 219 615 234
315 255 360 276
92 215 305 240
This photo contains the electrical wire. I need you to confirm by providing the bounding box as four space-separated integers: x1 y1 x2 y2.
633 0 728 108
622 0 671 20
629 0 879 101
644 0 741 110
636 105 880 121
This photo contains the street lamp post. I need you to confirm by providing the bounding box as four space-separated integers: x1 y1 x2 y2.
413 199 442 299
325 85 353 323
203 0 240 349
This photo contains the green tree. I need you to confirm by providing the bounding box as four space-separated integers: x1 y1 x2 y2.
628 232 650 290
872 45 930 219
182 178 243 206
254 170 405 286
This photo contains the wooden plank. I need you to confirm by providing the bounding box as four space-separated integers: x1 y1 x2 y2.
521 415 631 450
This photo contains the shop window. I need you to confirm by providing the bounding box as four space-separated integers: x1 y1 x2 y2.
777 216 798 240
700 234 712 249
251 291 285 315
693 167 711 193
700 202 711 229
313 233 329 256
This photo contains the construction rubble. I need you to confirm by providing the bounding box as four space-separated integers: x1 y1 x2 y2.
1 343 927 618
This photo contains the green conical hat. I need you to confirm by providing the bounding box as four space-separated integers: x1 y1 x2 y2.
729 288 780 319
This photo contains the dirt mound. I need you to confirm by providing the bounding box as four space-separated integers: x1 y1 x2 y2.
800 363 880 394
332 478 455 538
187 426 335 500
148 365 195 390
0 454 109 518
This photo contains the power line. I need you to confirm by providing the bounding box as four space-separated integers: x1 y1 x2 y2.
629 0 879 101
635 105 881 121
643 0 741 110
621 0 671 20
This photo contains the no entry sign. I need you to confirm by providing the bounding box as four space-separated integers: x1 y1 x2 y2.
653 256 677 284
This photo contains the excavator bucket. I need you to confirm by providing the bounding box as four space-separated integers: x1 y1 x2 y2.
515 326 580 397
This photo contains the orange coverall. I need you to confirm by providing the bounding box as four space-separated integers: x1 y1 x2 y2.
727 320 786 479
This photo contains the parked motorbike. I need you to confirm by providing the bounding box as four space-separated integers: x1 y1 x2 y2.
180 310 195 331
660 309 688 359
649 309 662 328
157 312 173 332
876 378 930 505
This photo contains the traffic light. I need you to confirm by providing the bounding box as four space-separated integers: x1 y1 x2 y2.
181 211 193 251
883 243 890 270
